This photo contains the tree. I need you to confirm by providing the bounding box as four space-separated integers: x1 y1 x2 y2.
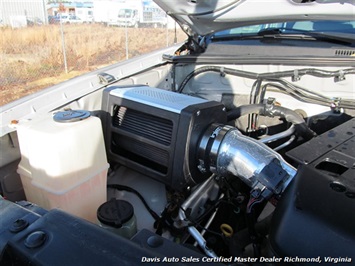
59 3 65 14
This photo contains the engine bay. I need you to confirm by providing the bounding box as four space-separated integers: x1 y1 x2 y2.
100 80 355 262
1 62 355 265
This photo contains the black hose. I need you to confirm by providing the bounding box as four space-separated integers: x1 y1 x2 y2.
227 104 265 121
265 105 316 140
227 104 316 140
107 184 160 221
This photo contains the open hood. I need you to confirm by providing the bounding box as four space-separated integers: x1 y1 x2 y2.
154 0 355 37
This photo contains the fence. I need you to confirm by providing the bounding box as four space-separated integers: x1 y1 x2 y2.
0 22 185 106
0 2 186 106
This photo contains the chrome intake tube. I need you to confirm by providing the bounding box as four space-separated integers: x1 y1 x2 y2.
198 124 296 199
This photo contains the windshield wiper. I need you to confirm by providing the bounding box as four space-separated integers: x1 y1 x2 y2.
210 28 355 46
257 28 355 45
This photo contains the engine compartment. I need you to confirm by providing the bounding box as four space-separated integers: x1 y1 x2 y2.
1 61 355 265
100 81 355 262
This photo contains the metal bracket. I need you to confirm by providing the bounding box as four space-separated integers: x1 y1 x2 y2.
334 70 345 82
292 69 301 82
98 72 116 85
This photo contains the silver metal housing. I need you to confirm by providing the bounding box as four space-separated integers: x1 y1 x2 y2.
198 124 296 198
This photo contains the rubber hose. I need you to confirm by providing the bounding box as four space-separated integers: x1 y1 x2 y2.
227 104 316 140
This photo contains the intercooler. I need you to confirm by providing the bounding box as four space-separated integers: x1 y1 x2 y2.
102 85 227 189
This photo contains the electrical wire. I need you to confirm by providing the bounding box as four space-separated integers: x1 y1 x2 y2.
246 197 264 214
246 196 265 257
107 184 160 221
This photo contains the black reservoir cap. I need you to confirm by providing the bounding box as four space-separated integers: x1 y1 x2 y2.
97 199 134 228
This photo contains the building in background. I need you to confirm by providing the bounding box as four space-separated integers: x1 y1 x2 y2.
0 0 48 27
47 2 94 23
92 0 174 28
0 0 174 28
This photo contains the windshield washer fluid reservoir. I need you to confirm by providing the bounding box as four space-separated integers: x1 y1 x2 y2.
16 110 109 223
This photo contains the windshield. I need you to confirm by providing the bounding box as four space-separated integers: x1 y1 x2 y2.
212 20 355 37
118 9 134 18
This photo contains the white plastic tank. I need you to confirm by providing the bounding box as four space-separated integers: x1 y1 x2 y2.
16 110 109 223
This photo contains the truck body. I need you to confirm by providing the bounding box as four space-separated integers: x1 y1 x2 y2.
93 0 115 23
95 0 166 27
121 0 166 28
76 7 94 23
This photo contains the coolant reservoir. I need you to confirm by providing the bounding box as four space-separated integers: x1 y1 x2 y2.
16 110 109 223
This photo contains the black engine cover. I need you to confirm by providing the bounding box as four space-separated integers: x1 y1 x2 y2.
270 118 355 260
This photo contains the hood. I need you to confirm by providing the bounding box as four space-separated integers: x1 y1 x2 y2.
154 0 355 37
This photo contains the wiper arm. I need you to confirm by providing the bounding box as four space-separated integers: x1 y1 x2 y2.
211 27 355 45
301 31 355 45
257 28 283 36
258 27 355 45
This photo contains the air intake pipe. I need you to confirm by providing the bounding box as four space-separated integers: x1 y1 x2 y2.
198 124 296 199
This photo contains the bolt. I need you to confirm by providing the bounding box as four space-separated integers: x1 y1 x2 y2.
10 219 29 233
